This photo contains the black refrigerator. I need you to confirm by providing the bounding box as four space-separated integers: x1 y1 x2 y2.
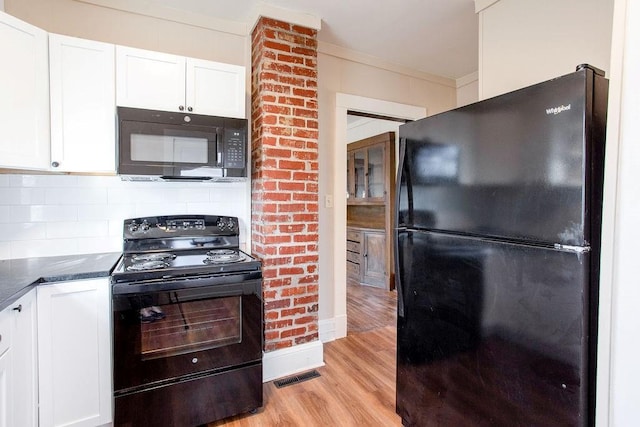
395 65 608 426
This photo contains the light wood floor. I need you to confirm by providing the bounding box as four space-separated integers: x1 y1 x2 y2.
210 282 399 426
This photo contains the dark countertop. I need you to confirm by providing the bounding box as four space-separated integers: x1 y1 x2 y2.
0 252 122 312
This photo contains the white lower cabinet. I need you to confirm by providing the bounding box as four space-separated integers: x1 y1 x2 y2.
11 290 38 427
0 307 13 427
37 278 112 427
0 289 38 427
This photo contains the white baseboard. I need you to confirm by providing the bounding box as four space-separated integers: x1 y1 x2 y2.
319 315 347 342
334 314 347 340
319 318 336 342
262 340 324 382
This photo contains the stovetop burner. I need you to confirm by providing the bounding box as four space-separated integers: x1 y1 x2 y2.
204 249 245 264
131 253 177 262
126 260 170 271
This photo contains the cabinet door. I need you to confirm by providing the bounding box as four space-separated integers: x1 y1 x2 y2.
362 231 386 288
37 278 112 427
353 149 366 200
116 45 185 112
0 348 12 427
11 290 38 427
0 11 49 170
366 144 385 200
186 58 246 118
49 34 116 172
0 305 13 427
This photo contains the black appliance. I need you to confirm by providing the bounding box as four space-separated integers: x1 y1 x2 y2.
111 214 263 426
395 65 608 426
117 107 248 181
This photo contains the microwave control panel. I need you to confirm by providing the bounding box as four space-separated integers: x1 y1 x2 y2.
223 129 246 169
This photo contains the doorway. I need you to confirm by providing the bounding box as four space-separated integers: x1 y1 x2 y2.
332 94 426 339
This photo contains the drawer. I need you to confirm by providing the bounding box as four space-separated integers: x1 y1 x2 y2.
346 241 360 253
346 260 360 278
346 250 360 264
0 307 11 356
346 229 361 242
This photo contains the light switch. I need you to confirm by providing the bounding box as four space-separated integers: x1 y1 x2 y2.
325 194 333 208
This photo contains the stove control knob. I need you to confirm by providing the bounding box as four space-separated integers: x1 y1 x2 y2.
139 220 150 233
217 220 226 231
227 219 235 230
128 221 138 233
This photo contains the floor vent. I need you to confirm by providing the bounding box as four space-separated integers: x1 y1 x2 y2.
273 370 321 388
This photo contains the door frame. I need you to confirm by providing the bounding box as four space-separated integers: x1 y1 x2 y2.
332 94 426 339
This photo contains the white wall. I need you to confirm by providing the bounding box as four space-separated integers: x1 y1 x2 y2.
478 0 614 98
5 0 246 66
605 0 640 424
456 71 479 106
0 174 250 260
317 49 456 338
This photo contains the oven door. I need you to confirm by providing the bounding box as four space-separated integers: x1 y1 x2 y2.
112 277 262 395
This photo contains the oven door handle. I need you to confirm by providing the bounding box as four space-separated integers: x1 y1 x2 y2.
111 272 262 296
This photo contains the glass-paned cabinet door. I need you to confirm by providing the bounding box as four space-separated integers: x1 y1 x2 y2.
347 152 354 199
367 145 384 198
354 150 366 199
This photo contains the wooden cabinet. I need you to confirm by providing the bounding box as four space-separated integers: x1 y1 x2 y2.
347 138 387 203
0 11 49 170
346 228 362 285
37 278 112 427
346 227 387 289
116 45 246 118
0 289 38 427
362 230 386 287
49 33 116 173
346 132 396 290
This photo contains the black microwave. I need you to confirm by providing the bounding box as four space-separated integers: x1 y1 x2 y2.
117 107 248 181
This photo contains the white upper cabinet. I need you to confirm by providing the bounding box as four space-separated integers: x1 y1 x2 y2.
186 57 246 119
49 33 116 173
0 11 50 170
116 45 246 118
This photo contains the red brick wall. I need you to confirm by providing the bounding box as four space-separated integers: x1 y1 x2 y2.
251 17 319 352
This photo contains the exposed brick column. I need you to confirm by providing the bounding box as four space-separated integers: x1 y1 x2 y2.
251 18 319 352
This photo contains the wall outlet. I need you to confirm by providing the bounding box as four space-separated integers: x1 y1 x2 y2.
325 194 333 208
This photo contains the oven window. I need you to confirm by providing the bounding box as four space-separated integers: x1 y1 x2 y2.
130 133 209 164
132 295 242 360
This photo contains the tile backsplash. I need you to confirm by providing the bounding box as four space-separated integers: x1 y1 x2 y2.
0 174 250 260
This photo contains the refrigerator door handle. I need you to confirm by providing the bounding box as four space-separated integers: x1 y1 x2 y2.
553 243 591 254
395 227 405 318
395 138 408 318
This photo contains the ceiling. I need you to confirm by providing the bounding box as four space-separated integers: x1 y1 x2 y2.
139 0 479 80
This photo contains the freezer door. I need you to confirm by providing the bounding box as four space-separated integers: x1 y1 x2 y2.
397 68 607 246
396 230 592 426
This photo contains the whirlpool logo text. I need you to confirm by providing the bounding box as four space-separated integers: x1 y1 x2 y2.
546 104 571 115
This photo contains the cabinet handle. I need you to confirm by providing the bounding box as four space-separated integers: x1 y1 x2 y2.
179 105 185 111
187 106 193 112
51 161 60 168
13 304 22 312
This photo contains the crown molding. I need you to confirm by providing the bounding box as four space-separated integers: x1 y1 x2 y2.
456 71 479 88
74 0 247 35
319 41 456 88
248 2 321 34
475 0 501 13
